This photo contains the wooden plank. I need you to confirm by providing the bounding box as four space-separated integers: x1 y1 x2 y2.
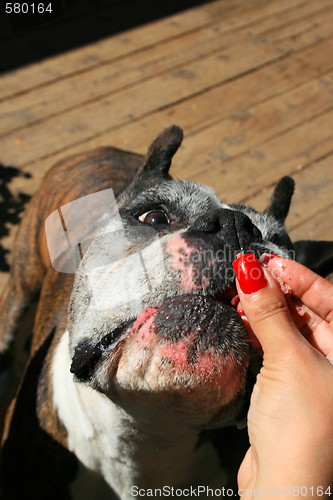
264 7 333 52
252 0 333 38
0 1 229 97
0 0 314 100
0 24 263 135
4 34 333 200
0 35 284 166
185 73 333 163
289 203 333 241
2 0 331 135
3 16 333 170
179 107 333 201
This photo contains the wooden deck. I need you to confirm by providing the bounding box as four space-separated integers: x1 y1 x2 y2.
1 0 333 294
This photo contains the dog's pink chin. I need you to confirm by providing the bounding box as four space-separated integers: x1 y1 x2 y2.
117 304 248 406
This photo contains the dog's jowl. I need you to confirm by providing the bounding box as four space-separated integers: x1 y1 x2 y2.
1 126 333 500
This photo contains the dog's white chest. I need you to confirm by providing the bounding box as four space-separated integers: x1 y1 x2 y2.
52 331 138 496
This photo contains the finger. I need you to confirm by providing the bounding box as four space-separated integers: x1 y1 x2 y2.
264 256 333 324
233 253 304 355
287 296 333 357
241 292 333 358
239 316 263 353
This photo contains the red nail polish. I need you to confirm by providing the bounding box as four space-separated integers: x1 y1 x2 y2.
259 252 279 265
232 253 268 294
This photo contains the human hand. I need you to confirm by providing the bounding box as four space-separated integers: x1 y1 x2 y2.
232 254 333 497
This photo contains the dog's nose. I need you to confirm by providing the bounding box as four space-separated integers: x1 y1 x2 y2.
189 208 262 251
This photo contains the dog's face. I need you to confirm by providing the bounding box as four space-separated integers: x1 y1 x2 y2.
68 127 294 429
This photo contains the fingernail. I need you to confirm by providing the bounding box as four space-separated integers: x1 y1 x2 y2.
232 253 268 294
259 252 279 265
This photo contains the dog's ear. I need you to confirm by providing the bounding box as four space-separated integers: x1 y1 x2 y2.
143 125 183 177
293 240 333 279
265 177 333 278
265 176 295 223
133 125 183 184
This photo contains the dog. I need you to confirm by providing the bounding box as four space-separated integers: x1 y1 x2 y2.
0 126 332 500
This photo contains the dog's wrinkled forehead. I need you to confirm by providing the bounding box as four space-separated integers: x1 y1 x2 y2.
120 179 226 223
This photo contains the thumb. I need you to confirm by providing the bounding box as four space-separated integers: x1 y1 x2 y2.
232 253 303 355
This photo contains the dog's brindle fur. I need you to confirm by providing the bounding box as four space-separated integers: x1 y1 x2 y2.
0 146 143 499
1 126 333 500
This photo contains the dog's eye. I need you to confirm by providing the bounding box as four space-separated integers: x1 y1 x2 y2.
138 210 170 225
